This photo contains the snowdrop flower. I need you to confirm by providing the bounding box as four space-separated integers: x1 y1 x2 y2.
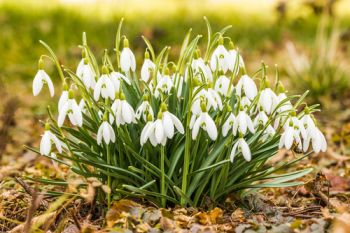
94 67 115 101
76 59 96 89
79 99 87 114
210 36 230 73
230 135 251 162
188 50 213 82
240 96 252 109
254 110 269 127
110 71 130 92
215 75 233 96
303 125 327 153
154 70 174 98
235 75 257 100
141 51 156 82
191 87 223 115
97 117 116 145
279 121 302 151
259 82 278 115
136 95 154 121
33 59 54 97
110 93 136 127
283 114 307 140
275 83 293 113
301 108 316 132
120 38 136 73
40 124 62 156
228 42 245 74
222 112 235 137
140 118 157 146
140 104 184 146
58 90 83 127
232 108 255 136
191 102 218 140
58 84 69 112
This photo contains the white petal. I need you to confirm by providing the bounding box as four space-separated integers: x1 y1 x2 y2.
204 113 217 140
240 139 251 161
58 102 69 127
32 70 44 96
230 142 238 162
162 112 174 139
103 122 111 144
155 120 164 143
40 131 51 155
169 112 184 134
284 127 294 150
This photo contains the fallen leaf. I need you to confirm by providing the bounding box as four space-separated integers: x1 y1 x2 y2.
106 199 143 228
195 207 223 225
331 212 350 233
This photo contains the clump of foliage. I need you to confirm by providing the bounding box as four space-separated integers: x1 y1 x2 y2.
27 19 326 208
285 14 349 103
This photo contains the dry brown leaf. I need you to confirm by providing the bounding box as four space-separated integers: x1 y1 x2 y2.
9 211 57 233
231 208 245 223
331 212 350 233
195 207 223 225
105 199 143 228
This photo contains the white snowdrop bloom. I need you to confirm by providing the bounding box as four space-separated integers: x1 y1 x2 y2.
40 126 63 156
161 110 184 139
189 55 213 82
301 112 316 132
94 70 115 101
230 137 251 162
240 96 252 109
303 125 327 153
136 99 154 121
141 51 156 82
33 69 54 97
254 110 269 127
97 121 116 145
58 90 69 112
235 75 257 100
283 115 307 140
79 99 87 114
279 123 302 151
58 91 83 127
110 96 136 127
120 38 136 73
227 43 245 74
110 71 130 92
192 110 218 140
210 38 230 73
140 120 157 146
76 59 96 89
154 74 174 98
140 106 184 146
191 88 223 115
275 92 293 113
76 58 84 77
215 75 233 96
259 87 278 115
232 109 255 136
222 113 236 137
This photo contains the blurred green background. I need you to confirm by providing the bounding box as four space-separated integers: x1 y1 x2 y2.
1 0 350 106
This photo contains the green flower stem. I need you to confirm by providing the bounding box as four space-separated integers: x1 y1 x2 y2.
106 144 111 208
160 145 166 207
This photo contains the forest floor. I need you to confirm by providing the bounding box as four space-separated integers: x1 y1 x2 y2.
0 82 350 233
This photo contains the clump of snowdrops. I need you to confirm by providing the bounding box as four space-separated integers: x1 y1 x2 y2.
28 19 327 208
